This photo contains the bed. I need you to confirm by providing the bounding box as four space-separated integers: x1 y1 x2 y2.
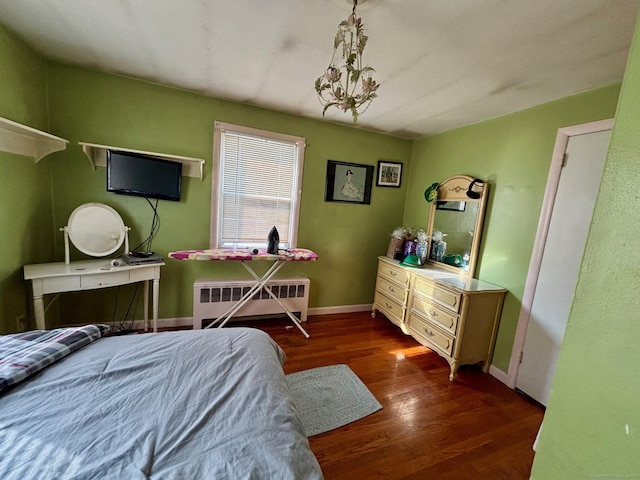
0 325 323 479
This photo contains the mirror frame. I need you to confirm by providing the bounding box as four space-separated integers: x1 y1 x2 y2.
66 203 127 257
425 175 489 277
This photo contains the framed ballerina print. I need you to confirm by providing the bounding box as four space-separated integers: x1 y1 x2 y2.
324 160 374 204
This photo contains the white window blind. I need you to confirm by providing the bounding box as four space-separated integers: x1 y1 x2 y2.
211 122 305 249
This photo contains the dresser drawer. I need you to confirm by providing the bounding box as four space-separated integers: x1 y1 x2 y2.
408 312 454 356
374 291 405 326
411 295 458 335
376 276 407 304
377 261 410 286
414 277 461 313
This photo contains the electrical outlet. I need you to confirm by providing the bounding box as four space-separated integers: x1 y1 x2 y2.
16 314 27 332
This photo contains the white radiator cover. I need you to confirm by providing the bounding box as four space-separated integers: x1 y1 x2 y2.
193 277 310 329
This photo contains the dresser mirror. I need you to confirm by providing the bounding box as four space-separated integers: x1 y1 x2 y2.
425 175 489 277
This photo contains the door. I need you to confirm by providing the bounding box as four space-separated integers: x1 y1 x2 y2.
516 128 611 406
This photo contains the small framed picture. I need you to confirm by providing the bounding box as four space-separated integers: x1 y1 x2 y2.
376 160 403 188
324 160 374 204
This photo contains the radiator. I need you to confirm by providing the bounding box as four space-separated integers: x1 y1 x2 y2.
192 277 310 329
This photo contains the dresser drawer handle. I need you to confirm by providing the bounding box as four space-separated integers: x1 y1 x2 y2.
388 286 396 293
424 328 435 337
389 270 397 276
429 309 438 317
385 302 393 309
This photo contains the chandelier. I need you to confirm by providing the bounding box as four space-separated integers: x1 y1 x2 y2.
315 0 379 122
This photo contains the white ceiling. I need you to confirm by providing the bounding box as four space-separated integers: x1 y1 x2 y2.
1 0 638 139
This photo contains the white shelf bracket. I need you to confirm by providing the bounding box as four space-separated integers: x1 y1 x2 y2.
0 116 68 162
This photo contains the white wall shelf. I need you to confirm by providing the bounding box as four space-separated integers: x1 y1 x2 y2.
0 116 69 162
79 142 205 180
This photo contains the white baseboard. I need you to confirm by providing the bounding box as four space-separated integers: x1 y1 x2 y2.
130 317 193 331
127 305 373 331
307 304 372 316
489 365 509 386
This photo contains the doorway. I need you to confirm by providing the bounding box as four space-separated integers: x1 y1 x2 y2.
506 119 613 406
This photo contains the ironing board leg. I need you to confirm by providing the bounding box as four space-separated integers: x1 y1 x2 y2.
207 260 285 329
241 263 310 338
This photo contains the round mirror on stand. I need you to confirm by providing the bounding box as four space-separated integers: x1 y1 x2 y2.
62 203 130 264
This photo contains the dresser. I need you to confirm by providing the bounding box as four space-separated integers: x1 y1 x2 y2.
372 256 506 381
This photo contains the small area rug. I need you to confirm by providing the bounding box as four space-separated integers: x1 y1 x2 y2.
286 364 382 437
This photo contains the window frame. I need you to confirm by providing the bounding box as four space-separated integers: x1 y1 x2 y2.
210 121 306 250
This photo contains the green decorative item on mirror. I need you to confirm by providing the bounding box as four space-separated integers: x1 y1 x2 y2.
424 183 439 203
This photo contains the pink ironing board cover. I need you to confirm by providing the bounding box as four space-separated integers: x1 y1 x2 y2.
169 248 318 262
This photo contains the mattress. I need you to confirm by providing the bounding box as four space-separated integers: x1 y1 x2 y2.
0 327 322 479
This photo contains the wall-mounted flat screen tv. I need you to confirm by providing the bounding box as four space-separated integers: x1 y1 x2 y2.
107 150 182 202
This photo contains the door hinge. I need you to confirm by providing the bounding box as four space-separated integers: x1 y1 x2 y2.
519 350 524 364
561 153 568 168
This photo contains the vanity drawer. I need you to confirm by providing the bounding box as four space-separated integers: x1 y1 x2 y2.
376 276 407 304
39 275 81 294
408 312 454 356
374 291 405 326
81 270 130 289
377 261 410 286
414 277 461 313
411 295 458 335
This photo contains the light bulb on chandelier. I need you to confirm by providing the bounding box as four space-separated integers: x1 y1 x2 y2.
314 0 380 122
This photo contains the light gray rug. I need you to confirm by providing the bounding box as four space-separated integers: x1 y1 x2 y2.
286 364 382 437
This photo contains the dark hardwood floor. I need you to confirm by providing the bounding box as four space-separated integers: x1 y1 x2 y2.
224 311 544 480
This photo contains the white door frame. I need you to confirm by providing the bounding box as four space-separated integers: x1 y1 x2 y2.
505 118 614 389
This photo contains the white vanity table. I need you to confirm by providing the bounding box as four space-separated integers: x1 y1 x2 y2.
373 175 506 380
23 202 163 332
24 260 163 332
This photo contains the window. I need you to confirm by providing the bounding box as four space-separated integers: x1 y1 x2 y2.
210 121 305 250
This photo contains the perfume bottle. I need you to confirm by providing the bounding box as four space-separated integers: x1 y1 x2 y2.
416 241 428 265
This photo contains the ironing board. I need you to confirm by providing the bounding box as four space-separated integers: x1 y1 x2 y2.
169 248 318 337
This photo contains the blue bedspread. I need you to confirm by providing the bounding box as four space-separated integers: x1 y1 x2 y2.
0 328 322 479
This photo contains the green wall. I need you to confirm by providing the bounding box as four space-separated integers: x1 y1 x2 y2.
41 63 412 326
0 24 56 334
531 15 640 478
404 84 620 371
